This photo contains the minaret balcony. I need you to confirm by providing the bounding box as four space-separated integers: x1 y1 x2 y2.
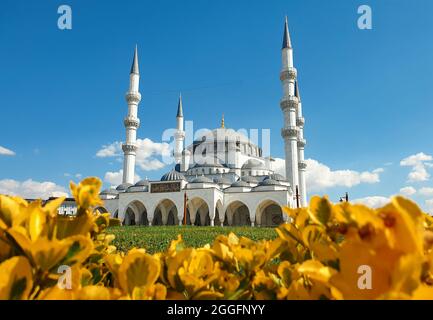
125 92 142 104
296 117 305 127
281 126 299 138
122 143 137 154
298 161 307 170
297 138 307 147
124 117 140 128
280 96 299 111
280 67 297 81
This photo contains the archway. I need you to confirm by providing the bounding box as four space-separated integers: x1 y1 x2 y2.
153 199 178 226
124 200 148 226
226 201 251 226
188 197 210 226
256 200 283 227
123 208 136 226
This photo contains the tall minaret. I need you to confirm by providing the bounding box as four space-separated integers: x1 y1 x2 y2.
174 93 185 164
122 45 141 184
295 81 307 206
280 17 300 202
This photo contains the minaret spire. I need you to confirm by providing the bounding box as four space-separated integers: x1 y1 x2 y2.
282 16 292 49
130 44 139 75
221 113 225 128
122 46 141 184
177 93 183 118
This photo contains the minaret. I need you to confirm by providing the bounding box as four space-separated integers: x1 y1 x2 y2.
280 17 300 202
174 93 185 164
295 81 307 206
122 45 141 184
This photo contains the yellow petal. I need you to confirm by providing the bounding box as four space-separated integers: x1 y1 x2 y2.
118 251 160 295
0 256 33 300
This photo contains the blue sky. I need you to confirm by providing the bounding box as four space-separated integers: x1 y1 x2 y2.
0 0 433 211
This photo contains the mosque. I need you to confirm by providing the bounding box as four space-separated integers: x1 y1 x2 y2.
98 18 308 227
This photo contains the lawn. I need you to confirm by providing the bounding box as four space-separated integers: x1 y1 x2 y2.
108 226 278 254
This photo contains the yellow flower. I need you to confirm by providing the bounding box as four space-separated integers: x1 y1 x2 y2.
0 256 33 300
118 249 160 296
70 177 103 211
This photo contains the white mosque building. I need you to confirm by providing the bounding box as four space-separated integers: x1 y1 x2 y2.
99 18 307 227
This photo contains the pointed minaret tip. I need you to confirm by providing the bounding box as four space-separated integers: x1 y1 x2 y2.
221 113 225 128
130 45 139 75
176 93 183 117
282 16 292 49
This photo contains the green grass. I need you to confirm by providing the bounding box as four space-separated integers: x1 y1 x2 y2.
108 226 278 254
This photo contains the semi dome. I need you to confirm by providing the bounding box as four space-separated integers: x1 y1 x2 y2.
116 183 132 191
230 180 251 188
213 176 232 185
264 173 286 181
161 170 186 181
134 179 149 187
191 176 214 184
241 175 259 183
258 179 281 186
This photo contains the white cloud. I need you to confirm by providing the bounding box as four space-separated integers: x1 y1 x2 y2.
104 170 141 186
399 186 417 196
96 142 122 158
400 152 432 182
419 187 433 197
352 196 390 208
272 158 383 192
272 158 384 192
0 179 68 199
96 138 171 171
0 146 15 156
304 159 382 192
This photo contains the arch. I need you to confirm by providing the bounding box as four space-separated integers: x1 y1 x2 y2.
255 200 284 227
153 199 178 226
225 200 251 226
124 200 148 226
188 197 211 226
113 210 119 219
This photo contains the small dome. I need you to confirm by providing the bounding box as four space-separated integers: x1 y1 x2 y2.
258 179 281 186
242 159 266 170
213 176 232 185
241 175 259 183
264 173 286 181
100 188 119 195
230 181 251 188
161 170 186 181
191 176 214 184
116 183 132 191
